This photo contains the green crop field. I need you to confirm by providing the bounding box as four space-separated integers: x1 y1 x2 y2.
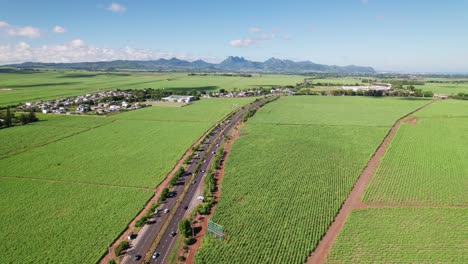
414 99 468 117
0 97 254 263
328 99 468 263
0 71 303 106
0 177 152 264
251 96 430 127
416 81 468 95
195 96 429 264
116 98 253 123
364 100 468 206
326 208 468 263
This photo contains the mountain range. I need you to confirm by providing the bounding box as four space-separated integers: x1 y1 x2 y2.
8 56 375 74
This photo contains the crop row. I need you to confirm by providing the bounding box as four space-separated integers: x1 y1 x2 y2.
364 118 468 206
195 122 388 264
327 208 468 263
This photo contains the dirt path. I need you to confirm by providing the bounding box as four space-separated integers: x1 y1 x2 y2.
306 100 438 264
183 122 244 264
406 117 419 125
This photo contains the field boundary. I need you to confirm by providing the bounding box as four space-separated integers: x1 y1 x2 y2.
306 99 438 264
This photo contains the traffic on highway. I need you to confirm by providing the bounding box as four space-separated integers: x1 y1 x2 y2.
123 97 274 264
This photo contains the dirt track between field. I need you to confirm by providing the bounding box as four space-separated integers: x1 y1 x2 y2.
306 99 438 264
406 117 419 125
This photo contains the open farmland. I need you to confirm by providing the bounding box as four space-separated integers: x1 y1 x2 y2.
0 71 303 106
326 208 468 263
363 100 468 206
327 99 468 263
416 81 468 95
0 115 114 159
0 98 254 263
0 178 152 264
195 96 430 264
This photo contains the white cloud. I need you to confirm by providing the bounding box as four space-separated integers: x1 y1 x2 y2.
107 2 126 13
0 21 41 39
53 25 66 33
249 27 261 33
0 40 216 64
7 26 41 38
229 38 254 48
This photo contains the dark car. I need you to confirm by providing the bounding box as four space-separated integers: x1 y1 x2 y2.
152 252 160 259
134 254 141 260
184 205 189 210
170 231 177 237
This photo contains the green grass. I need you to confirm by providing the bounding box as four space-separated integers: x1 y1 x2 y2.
0 177 152 264
326 208 468 263
195 96 428 264
363 101 468 206
251 96 430 127
0 71 303 106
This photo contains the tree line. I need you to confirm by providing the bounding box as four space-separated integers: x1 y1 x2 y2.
0 108 38 129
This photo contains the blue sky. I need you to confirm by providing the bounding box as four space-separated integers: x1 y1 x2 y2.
0 0 467 72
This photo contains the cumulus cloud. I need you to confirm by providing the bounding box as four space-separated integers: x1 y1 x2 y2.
7 26 41 38
0 21 41 38
0 40 216 65
53 25 66 33
107 2 126 13
229 38 254 48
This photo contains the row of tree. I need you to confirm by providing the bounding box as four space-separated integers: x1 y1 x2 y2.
296 88 434 98
0 108 38 128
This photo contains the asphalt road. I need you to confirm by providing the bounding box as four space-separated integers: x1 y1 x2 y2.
123 97 271 264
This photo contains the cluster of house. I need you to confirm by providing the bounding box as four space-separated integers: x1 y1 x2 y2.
20 90 142 115
342 83 393 92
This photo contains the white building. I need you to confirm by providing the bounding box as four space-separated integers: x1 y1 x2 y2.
162 95 195 103
342 83 392 92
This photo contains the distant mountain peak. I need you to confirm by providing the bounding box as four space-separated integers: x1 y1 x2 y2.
7 56 375 74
